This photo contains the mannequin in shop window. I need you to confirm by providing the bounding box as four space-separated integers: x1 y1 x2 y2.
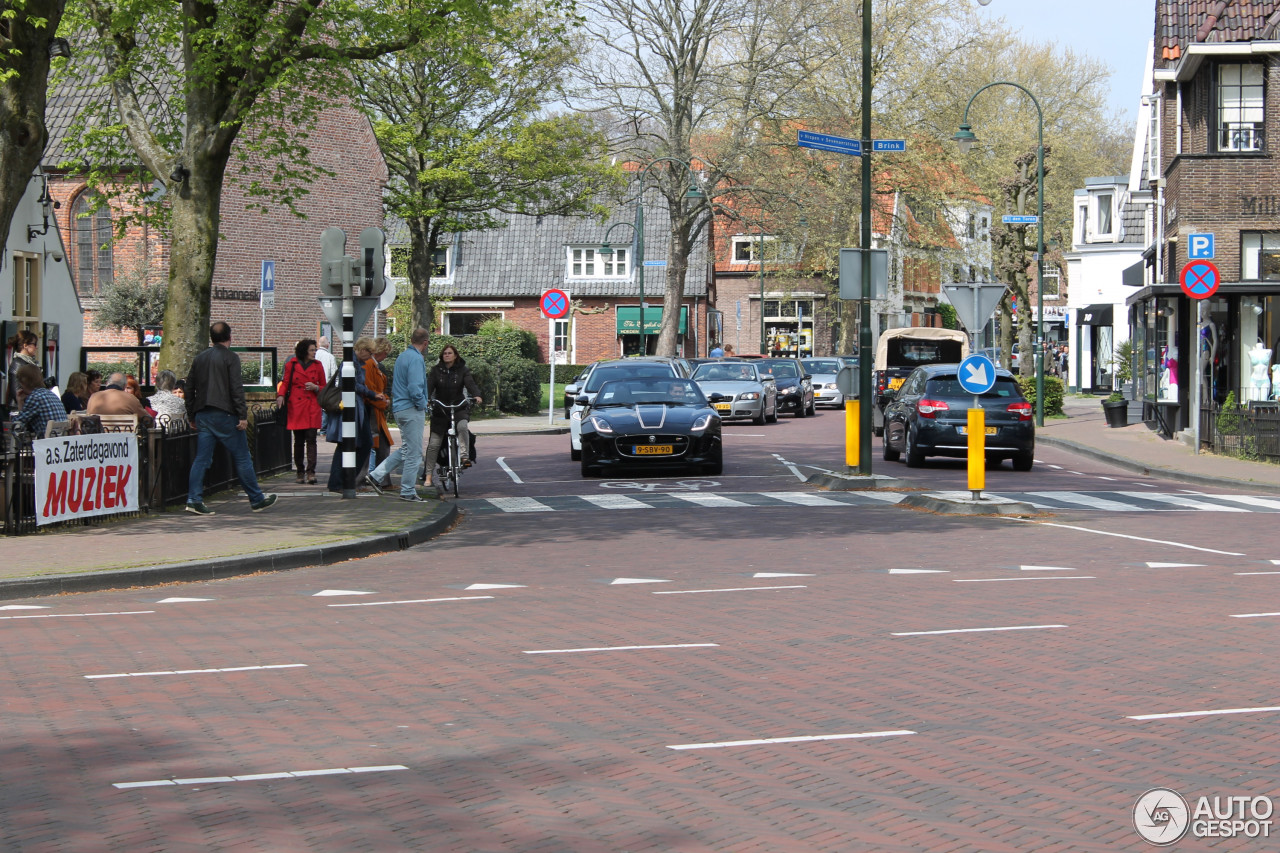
1249 340 1272 401
1159 345 1178 401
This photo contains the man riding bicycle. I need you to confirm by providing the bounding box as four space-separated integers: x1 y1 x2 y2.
424 343 483 490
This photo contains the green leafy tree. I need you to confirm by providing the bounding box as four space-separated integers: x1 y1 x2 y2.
352 2 623 333
91 262 167 345
0 0 67 247
59 0 514 376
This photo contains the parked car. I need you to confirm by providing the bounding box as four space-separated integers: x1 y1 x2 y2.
756 358 815 417
562 369 589 418
569 357 687 460
801 358 846 407
690 361 778 424
578 377 723 477
872 328 969 435
976 345 1020 372
881 363 1035 470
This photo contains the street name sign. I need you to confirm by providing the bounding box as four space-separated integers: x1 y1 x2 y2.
798 131 862 157
957 354 997 395
1002 215 1039 225
872 140 906 152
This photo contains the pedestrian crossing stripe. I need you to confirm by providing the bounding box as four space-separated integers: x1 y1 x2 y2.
457 490 1280 515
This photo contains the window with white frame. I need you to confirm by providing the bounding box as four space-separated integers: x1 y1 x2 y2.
569 247 597 277
1076 201 1088 244
1095 192 1114 236
1147 96 1161 178
1242 232 1280 280
553 319 571 357
12 253 39 324
732 235 780 263
601 246 628 277
1217 63 1264 152
431 246 451 279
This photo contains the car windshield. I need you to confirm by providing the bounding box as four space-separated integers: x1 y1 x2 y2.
759 360 800 379
925 376 1024 399
585 363 676 392
692 363 758 382
802 359 841 374
593 377 707 406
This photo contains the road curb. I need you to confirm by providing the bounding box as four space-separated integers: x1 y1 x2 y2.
0 502 459 601
898 494 1040 517
1037 435 1280 495
477 427 569 436
806 472 917 491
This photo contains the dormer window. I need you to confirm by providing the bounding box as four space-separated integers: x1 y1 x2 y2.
568 245 628 278
1216 63 1264 152
1096 192 1113 236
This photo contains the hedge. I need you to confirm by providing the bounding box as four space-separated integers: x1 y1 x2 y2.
1015 374 1064 417
537 363 590 383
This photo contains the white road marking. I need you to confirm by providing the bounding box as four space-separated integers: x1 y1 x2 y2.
327 596 494 607
312 590 374 597
772 453 806 482
608 578 671 585
1117 492 1248 512
1132 482 1158 487
113 765 410 789
1127 707 1280 721
0 611 154 621
1145 562 1204 568
928 491 1025 505
1068 471 1087 476
892 625 1067 636
494 456 523 484
1002 518 1246 556
1229 612 1280 618
757 491 848 507
653 585 806 595
579 494 652 510
849 490 908 504
954 577 1096 583
889 569 949 574
1094 476 1117 481
1020 565 1076 571
667 730 916 750
1186 493 1280 511
1046 464 1063 470
156 597 213 604
752 572 814 578
486 497 554 513
0 605 49 610
523 643 719 655
723 433 766 437
461 583 525 590
668 493 752 508
1236 571 1280 576
87 664 307 680
1024 491 1140 512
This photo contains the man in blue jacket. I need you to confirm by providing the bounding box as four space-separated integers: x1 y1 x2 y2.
367 328 431 502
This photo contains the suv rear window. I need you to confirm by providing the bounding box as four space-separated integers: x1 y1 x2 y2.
925 376 1023 398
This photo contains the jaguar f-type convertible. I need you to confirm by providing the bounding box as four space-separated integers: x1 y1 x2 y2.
577 377 723 477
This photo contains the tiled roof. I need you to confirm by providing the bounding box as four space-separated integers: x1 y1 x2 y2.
1120 198 1146 245
397 183 708 299
1158 1 1280 61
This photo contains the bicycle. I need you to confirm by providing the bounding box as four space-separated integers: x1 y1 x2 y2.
431 397 472 499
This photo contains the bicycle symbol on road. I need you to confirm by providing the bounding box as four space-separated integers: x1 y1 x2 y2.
601 480 720 492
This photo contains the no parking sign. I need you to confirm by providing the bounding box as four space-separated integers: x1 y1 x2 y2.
541 289 570 319
1180 261 1219 300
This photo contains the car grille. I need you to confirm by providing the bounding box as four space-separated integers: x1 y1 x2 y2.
616 434 691 457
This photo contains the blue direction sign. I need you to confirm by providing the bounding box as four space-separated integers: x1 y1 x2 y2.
957 354 997 395
1002 215 1040 225
873 139 906 152
260 260 275 309
797 130 862 157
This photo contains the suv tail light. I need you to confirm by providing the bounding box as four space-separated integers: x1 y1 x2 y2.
1008 401 1033 421
917 398 950 418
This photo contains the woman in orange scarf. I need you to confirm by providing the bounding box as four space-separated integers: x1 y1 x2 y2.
363 336 395 472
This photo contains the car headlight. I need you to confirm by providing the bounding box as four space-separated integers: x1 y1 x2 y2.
781 386 798 395
570 409 583 420
588 416 614 434
691 414 713 433
736 391 760 401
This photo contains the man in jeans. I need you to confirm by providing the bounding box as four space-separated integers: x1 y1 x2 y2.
367 328 430 502
184 322 276 515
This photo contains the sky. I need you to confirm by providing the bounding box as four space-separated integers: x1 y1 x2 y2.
976 0 1155 127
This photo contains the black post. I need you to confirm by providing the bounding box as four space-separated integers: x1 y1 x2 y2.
341 261 356 499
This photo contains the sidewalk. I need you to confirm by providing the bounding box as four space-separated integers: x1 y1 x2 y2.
0 414 569 600
1038 394 1280 492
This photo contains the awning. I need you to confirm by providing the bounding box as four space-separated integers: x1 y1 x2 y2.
1077 303 1113 326
1122 260 1145 287
617 305 688 335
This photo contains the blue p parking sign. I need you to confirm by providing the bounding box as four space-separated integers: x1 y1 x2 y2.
1189 233 1215 259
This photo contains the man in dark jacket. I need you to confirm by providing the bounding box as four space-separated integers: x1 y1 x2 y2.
184 322 276 515
423 344 482 488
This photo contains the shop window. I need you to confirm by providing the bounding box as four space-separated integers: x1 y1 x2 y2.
1242 232 1280 280
1239 296 1278 402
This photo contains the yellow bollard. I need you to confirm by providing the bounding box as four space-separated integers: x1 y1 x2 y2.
846 399 860 469
967 407 985 496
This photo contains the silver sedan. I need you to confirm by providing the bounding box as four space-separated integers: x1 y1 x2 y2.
802 358 845 407
690 362 778 424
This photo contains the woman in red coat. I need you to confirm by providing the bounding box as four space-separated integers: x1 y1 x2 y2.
278 338 326 483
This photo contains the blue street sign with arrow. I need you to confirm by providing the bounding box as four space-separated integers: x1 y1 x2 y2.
957 354 997 395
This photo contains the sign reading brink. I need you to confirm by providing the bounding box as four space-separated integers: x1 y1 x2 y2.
35 433 139 525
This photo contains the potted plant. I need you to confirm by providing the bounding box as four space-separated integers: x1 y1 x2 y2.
1101 340 1133 428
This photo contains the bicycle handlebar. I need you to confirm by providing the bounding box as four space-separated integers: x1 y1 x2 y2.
431 397 473 410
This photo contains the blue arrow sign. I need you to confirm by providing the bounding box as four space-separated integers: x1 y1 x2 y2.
260 260 275 292
1002 215 1040 225
798 131 862 157
873 139 906 152
957 354 997 395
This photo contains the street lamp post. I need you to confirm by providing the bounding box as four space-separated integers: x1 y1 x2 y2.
953 81 1046 427
759 229 767 355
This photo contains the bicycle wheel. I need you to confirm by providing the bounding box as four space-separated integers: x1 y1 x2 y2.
449 435 461 498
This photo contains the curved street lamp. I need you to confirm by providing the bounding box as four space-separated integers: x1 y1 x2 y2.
953 81 1046 427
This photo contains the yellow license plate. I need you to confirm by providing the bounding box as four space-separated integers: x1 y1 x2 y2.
714 403 732 411
634 445 674 455
889 377 905 390
957 426 998 436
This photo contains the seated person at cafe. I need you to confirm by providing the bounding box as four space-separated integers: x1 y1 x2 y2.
60 371 90 413
87 372 155 428
12 364 68 437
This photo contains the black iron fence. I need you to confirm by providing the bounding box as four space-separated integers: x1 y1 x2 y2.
1199 403 1280 463
3 404 289 535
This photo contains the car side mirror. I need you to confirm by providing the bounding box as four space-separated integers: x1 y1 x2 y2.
565 384 578 395
803 374 812 381
575 394 590 406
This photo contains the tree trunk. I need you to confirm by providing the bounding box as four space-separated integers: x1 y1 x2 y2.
656 226 692 357
158 163 228 377
406 217 437 336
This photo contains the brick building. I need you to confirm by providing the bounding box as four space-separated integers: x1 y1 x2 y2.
1124 1 1280 435
42 84 387 375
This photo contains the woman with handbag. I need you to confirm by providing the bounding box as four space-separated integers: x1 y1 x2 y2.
277 338 325 484
364 337 395 473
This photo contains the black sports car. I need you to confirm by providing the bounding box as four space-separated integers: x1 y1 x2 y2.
578 377 723 477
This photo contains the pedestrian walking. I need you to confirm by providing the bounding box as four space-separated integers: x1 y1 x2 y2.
365 337 395 472
327 337 384 493
368 328 431 502
184 322 276 515
709 342 724 357
315 335 337 383
278 339 325 484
